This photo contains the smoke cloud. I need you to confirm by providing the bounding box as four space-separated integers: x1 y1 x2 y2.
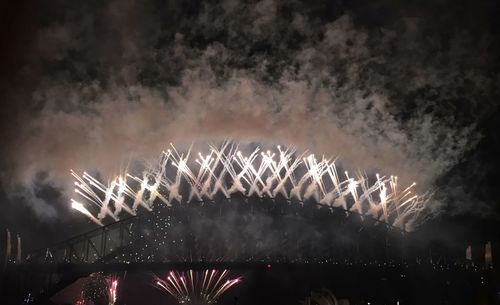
0 0 498 221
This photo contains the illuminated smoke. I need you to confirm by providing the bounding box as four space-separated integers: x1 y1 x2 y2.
0 1 489 222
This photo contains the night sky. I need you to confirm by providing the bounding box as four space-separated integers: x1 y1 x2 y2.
1 0 500 303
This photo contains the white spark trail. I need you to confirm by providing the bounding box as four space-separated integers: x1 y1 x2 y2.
155 269 240 304
70 142 430 231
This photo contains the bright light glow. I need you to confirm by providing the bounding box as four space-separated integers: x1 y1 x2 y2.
107 277 119 305
154 269 240 304
70 141 429 231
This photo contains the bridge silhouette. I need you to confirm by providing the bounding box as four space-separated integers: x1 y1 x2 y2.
2 196 408 304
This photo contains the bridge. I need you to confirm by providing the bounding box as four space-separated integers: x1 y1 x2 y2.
2 196 409 304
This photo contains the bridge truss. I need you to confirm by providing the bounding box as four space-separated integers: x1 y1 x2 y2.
3 196 407 304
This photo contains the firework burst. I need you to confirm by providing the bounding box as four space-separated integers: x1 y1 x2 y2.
106 276 119 305
155 269 240 304
79 273 119 305
71 141 429 230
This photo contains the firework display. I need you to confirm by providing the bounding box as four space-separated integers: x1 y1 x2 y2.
155 269 240 305
81 273 108 305
106 276 119 305
79 273 119 305
71 141 428 230
1 0 497 304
